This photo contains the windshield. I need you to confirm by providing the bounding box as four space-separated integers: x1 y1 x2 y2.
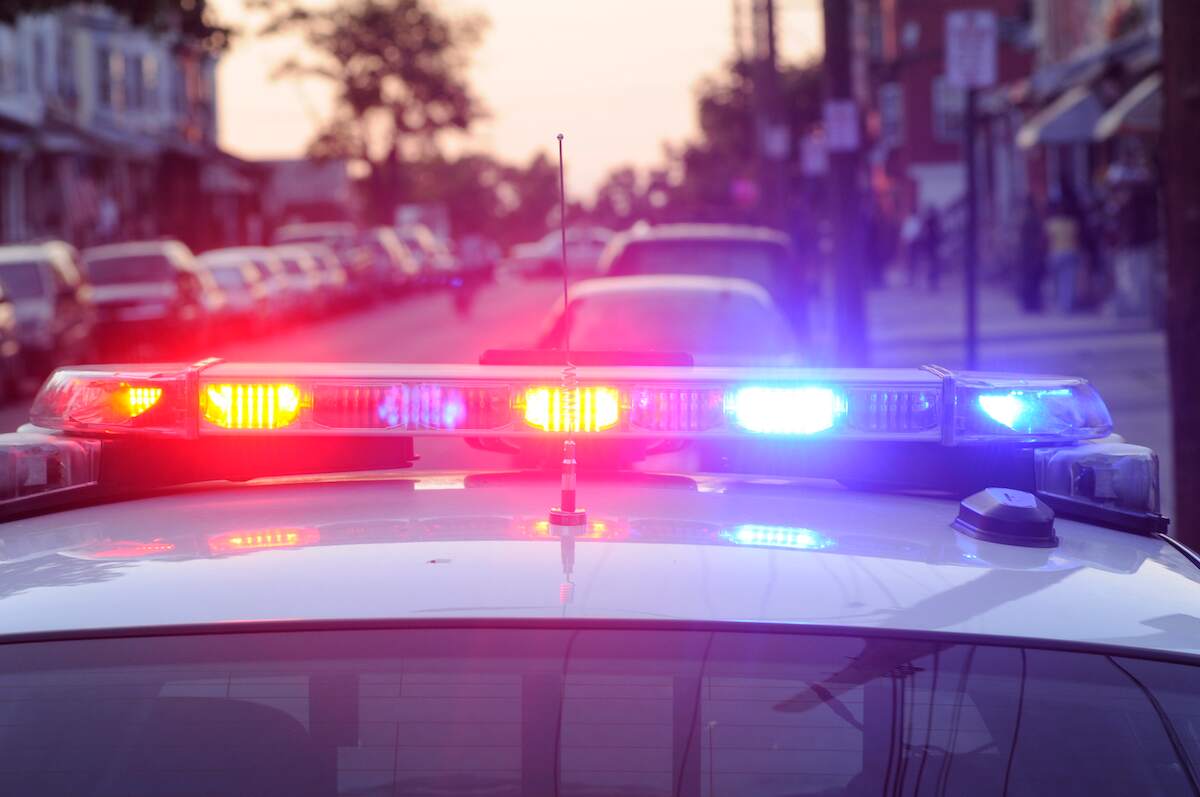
280 257 306 276
0 261 47 299
84 254 173 285
209 266 250 290
562 289 797 359
2 627 1195 795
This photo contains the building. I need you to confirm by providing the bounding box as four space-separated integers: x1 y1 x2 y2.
872 0 1036 218
0 7 261 250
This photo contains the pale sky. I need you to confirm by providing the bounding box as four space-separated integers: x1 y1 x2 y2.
213 0 824 195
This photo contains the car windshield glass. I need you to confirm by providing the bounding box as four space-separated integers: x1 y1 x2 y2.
615 240 788 289
1 628 1195 795
564 289 797 358
209 267 249 290
250 258 275 279
0 261 47 299
280 257 305 276
84 254 172 285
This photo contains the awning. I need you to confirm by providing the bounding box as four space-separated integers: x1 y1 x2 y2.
1093 72 1161 140
1017 86 1105 149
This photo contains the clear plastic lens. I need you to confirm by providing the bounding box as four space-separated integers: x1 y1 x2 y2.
845 388 940 433
0 433 100 502
1036 443 1160 513
312 384 510 430
629 388 725 432
961 382 1112 441
30 368 187 436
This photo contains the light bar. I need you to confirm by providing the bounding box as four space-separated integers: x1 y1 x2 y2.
25 364 1113 445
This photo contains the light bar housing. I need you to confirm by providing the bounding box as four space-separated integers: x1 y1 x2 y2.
28 363 1113 445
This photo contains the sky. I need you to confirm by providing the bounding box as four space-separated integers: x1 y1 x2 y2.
212 0 824 196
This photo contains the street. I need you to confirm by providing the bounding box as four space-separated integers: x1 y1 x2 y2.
0 275 1171 511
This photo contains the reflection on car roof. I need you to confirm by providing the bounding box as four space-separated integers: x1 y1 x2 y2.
571 274 775 305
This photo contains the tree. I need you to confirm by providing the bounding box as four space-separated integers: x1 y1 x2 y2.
256 0 487 224
0 0 228 49
1162 0 1200 546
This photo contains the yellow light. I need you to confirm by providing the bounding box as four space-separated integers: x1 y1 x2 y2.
116 384 162 418
522 386 620 432
202 383 303 430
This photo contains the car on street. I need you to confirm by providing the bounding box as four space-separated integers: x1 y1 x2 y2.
271 245 327 317
535 275 801 365
359 227 421 295
198 252 272 335
300 243 352 308
398 223 457 287
200 246 297 328
0 361 1194 794
598 223 809 338
0 241 95 375
0 286 24 400
502 225 613 279
81 240 224 356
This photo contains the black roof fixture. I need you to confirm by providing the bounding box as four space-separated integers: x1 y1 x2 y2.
954 488 1058 548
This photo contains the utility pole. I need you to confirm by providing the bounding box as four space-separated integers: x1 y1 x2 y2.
822 0 868 365
1163 0 1200 546
751 0 785 228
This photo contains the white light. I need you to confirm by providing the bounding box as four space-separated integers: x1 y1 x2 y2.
728 386 841 435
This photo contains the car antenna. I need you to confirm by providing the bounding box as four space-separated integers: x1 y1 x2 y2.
549 133 587 542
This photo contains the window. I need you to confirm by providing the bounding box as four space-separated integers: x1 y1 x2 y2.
0 261 48 299
933 76 966 143
96 45 111 107
0 628 1194 795
56 31 75 104
82 254 173 285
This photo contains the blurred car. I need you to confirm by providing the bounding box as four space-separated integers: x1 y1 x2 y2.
0 241 95 374
199 247 297 327
397 224 457 287
272 222 358 250
198 252 271 335
81 240 224 355
300 244 351 309
535 275 801 365
271 246 326 316
0 285 23 400
360 227 421 294
597 223 807 337
503 225 613 279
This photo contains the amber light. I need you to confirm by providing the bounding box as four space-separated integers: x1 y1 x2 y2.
521 387 620 432
118 385 162 418
208 527 320 554
202 383 303 430
85 539 176 559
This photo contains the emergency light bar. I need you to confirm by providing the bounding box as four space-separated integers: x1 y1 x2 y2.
28 362 1114 444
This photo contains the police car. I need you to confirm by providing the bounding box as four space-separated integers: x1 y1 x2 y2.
0 360 1196 795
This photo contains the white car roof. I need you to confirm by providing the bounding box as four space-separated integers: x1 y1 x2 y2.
569 274 776 306
83 240 191 262
1 472 1196 657
0 241 76 265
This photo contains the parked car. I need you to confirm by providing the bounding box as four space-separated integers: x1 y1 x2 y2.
0 241 94 375
81 240 224 356
271 246 326 317
360 227 421 294
274 222 370 299
0 285 24 401
198 252 271 335
300 244 351 309
597 223 809 339
501 226 612 279
397 224 457 287
199 247 297 327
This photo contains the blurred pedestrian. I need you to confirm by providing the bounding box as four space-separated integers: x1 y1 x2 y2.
901 213 922 286
1045 196 1082 313
1108 159 1159 316
1018 195 1047 313
920 207 943 292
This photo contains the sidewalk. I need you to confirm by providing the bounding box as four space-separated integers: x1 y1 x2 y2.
815 273 1174 515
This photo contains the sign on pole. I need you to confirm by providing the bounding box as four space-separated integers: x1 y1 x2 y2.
823 100 860 152
945 10 998 89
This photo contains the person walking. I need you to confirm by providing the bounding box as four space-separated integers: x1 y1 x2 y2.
1045 197 1082 313
920 207 943 292
1018 195 1047 312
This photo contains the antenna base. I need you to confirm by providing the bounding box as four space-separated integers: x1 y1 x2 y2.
549 508 588 527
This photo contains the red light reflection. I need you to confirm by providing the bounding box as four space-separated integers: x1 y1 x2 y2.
83 539 176 559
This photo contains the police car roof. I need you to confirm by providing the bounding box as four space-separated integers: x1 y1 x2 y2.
2 471 1197 656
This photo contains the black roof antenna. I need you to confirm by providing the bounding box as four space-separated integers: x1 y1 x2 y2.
550 134 586 593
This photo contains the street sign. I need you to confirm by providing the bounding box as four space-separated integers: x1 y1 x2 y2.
945 10 998 89
823 100 860 152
